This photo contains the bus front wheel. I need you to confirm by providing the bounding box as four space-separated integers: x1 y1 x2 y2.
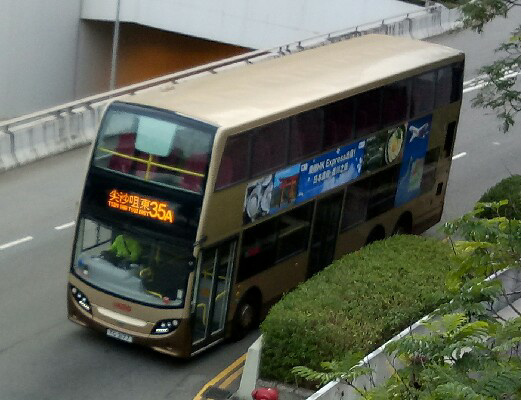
231 294 259 341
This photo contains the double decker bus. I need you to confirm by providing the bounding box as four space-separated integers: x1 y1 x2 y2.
67 34 464 357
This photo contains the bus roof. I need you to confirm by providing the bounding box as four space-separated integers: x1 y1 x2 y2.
126 34 463 130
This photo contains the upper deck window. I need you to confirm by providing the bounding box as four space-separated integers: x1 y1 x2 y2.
323 97 354 149
381 80 409 127
411 71 436 118
355 88 381 137
93 103 216 194
250 120 289 178
289 109 324 162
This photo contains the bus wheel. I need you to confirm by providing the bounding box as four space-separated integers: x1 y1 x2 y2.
393 213 412 235
231 294 259 341
365 225 385 245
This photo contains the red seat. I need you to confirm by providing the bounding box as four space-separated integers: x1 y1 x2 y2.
181 154 207 192
108 132 136 173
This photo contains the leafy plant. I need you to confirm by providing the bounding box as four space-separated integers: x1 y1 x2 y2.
260 235 453 383
292 204 521 399
475 175 521 219
455 0 521 133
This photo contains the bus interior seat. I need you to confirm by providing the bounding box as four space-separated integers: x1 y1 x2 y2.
108 132 136 173
133 151 158 180
181 153 207 192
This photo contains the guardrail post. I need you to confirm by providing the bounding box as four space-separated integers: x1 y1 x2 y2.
0 127 19 169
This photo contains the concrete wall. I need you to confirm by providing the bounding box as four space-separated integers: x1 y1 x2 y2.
115 24 248 88
74 20 114 98
81 0 424 49
0 0 82 119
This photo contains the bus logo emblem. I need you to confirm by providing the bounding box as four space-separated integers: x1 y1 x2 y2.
114 302 132 313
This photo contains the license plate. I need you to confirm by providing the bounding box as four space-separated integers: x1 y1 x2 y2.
106 328 133 343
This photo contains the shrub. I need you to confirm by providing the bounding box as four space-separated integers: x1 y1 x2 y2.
476 175 521 219
259 235 453 383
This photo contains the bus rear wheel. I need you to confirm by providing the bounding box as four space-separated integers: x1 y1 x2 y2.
365 225 385 245
231 294 259 341
392 213 412 235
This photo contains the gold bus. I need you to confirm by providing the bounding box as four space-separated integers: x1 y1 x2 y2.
67 34 464 357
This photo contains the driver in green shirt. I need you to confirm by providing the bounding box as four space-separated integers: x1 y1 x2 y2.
101 234 142 268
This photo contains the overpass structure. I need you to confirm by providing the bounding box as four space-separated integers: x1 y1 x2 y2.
0 5 460 174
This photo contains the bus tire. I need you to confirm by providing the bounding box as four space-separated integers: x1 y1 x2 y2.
392 213 413 235
231 293 260 341
365 225 385 245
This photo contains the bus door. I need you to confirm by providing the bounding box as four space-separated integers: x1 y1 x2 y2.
191 240 236 352
308 192 343 278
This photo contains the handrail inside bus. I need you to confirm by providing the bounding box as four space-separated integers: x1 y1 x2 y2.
97 147 206 178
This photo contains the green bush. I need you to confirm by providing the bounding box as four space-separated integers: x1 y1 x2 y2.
476 175 521 219
259 235 453 383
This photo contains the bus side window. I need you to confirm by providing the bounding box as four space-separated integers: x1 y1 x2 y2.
215 134 250 190
444 121 457 158
421 147 440 194
381 80 409 128
341 180 370 230
411 71 436 118
323 98 354 150
366 165 400 220
276 203 313 261
435 66 452 108
355 88 381 137
250 120 289 178
451 62 464 103
289 109 324 162
238 218 278 282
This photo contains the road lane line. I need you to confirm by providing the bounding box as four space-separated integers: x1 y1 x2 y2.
0 236 33 250
463 70 521 94
194 353 247 399
452 152 467 160
463 83 486 94
219 366 244 389
54 221 75 230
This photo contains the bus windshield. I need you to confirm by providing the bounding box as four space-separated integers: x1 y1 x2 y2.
72 217 193 307
93 103 216 194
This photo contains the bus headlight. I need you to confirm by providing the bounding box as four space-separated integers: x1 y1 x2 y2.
70 285 92 313
151 319 180 335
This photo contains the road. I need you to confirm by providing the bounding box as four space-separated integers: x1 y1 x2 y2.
0 12 520 400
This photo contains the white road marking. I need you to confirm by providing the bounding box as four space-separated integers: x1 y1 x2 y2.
452 152 467 160
0 236 33 250
54 221 75 230
492 141 501 146
463 83 486 94
463 70 521 94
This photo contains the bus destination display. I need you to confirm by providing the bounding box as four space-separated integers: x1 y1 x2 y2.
107 189 175 223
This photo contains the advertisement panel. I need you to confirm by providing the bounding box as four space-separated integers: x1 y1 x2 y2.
395 115 433 207
297 140 366 203
241 119 423 224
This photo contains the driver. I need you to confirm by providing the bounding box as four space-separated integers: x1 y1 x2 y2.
101 234 142 268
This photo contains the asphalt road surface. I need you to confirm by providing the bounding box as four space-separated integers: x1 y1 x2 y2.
0 11 520 400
